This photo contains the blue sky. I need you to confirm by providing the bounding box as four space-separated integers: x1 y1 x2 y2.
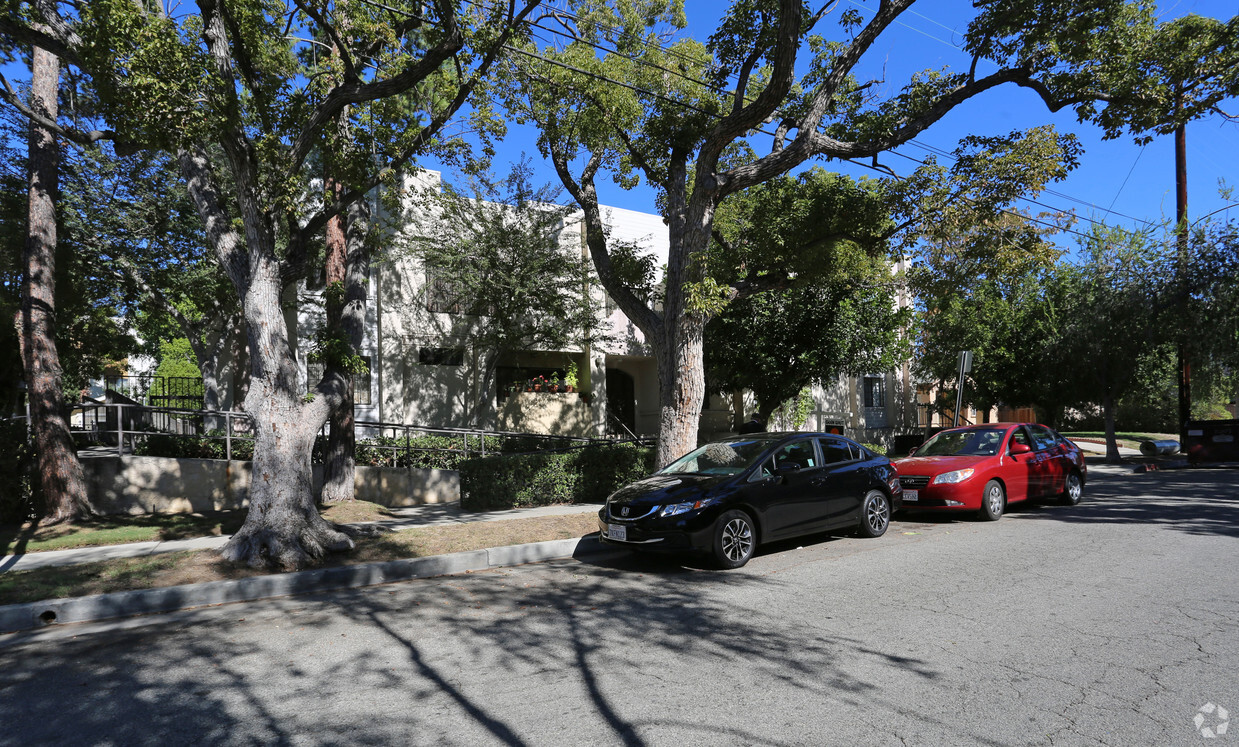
429 0 1239 246
3 0 1232 244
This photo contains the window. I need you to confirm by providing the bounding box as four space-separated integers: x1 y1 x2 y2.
425 265 463 314
773 440 818 471
418 347 464 366
1028 424 1058 451
820 438 855 464
1011 428 1031 449
306 355 371 406
862 375 886 408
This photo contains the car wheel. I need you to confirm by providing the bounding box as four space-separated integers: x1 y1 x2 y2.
857 490 891 538
979 480 1005 521
711 509 756 569
1061 471 1083 505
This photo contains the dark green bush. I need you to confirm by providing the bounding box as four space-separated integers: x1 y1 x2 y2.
460 443 655 511
459 452 577 510
574 443 656 504
134 431 254 461
0 419 39 524
336 434 505 470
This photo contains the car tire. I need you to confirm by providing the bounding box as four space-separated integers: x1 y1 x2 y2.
856 490 891 538
1061 471 1083 505
979 480 1005 521
711 509 756 569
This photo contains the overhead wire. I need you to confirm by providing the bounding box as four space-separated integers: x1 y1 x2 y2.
370 0 1176 243
495 2 1124 245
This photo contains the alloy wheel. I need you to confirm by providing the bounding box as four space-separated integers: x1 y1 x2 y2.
865 493 890 535
721 518 754 562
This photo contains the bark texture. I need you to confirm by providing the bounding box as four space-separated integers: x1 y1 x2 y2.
22 43 91 525
319 177 363 504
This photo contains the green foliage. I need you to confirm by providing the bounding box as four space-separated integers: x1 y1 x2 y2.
135 431 255 461
768 387 816 432
308 329 370 376
911 210 1072 420
153 338 201 380
705 170 911 419
574 443 657 504
1 105 144 401
0 419 38 524
403 160 604 357
460 443 655 510
460 452 578 511
347 435 504 471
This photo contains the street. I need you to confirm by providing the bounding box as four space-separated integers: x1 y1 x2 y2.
1 465 1236 746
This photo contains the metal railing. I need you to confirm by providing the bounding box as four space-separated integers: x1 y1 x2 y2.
89 375 206 409
7 402 654 465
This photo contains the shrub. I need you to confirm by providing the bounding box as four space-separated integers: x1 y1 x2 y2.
324 434 506 470
134 431 254 461
459 452 577 510
0 419 38 524
460 443 655 511
574 443 656 503
861 442 887 457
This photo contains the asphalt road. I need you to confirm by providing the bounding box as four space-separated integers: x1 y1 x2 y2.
2 464 1236 746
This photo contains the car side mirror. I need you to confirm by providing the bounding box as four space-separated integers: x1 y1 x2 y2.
1010 442 1031 455
907 446 918 456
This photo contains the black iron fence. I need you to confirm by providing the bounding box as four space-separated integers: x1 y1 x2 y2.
87 375 206 410
8 402 652 465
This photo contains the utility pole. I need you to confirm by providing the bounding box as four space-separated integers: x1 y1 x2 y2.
953 350 973 427
1175 103 1191 447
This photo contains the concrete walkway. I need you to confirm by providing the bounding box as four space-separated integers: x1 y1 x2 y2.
0 502 600 574
1068 438 1144 458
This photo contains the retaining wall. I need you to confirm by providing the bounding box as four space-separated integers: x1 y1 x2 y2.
80 456 459 515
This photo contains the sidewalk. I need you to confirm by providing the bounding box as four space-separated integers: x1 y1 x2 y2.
1 502 601 573
0 502 611 635
1067 438 1143 458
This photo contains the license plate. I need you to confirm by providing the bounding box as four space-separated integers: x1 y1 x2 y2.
903 489 919 502
608 524 627 542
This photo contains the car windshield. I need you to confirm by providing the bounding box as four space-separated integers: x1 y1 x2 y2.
917 428 1007 457
659 438 780 476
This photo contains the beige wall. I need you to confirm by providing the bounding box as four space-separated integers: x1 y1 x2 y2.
81 456 459 516
498 392 594 438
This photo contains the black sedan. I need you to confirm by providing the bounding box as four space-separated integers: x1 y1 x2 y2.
598 433 902 569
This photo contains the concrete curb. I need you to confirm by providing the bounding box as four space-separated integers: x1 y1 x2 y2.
0 536 614 635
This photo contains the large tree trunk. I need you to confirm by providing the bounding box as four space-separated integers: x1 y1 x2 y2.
319 176 355 504
22 43 91 525
654 329 706 466
1102 392 1121 464
219 259 353 569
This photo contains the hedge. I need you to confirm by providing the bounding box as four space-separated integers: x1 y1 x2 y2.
0 419 38 524
460 443 655 511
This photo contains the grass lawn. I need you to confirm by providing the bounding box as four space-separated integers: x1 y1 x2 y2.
0 512 599 606
0 501 397 557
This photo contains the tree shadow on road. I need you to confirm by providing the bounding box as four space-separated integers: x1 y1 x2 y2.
1007 468 1239 538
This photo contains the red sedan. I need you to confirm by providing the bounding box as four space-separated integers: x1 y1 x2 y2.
893 423 1086 520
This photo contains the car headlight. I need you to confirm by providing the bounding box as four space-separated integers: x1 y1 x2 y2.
659 498 716 517
932 468 975 485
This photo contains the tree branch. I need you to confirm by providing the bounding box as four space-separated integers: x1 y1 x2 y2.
0 71 141 152
294 0 360 83
285 0 465 171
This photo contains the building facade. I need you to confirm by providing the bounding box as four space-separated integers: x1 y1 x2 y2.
295 171 920 449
